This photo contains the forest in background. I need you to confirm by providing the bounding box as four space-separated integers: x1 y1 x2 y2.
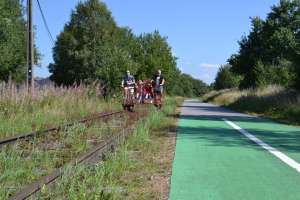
0 0 208 97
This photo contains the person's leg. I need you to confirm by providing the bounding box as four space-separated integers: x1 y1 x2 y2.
137 92 140 103
124 87 129 97
141 92 144 103
158 93 161 104
124 87 130 105
138 93 141 103
153 92 157 106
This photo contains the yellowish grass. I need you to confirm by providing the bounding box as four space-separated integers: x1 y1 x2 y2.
0 82 120 138
201 85 300 124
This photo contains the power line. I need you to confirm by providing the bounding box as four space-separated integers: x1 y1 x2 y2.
36 0 55 45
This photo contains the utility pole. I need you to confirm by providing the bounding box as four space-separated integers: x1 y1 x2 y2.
27 0 34 94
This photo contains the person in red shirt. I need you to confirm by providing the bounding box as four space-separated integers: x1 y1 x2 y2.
143 80 153 103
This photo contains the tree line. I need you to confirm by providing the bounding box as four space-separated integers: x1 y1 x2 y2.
49 0 208 96
214 0 300 91
0 0 28 82
0 0 208 97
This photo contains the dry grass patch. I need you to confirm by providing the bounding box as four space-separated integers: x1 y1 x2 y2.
0 83 120 138
202 85 300 125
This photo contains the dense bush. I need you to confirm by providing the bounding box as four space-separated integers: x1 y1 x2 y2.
169 73 208 97
227 0 300 90
214 65 241 90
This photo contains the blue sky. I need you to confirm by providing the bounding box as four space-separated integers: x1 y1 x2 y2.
32 0 279 84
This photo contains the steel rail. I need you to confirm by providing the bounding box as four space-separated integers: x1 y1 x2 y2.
0 110 124 147
9 114 145 200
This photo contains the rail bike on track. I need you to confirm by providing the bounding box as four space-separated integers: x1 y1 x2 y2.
121 71 165 111
153 85 163 109
122 85 135 112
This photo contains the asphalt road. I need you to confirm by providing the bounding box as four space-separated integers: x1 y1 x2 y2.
169 100 300 200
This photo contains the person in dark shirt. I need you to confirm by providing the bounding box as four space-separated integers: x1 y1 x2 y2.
151 69 165 108
121 70 135 103
121 70 135 88
151 69 165 95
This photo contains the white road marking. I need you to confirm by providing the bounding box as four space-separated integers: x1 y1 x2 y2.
223 118 300 173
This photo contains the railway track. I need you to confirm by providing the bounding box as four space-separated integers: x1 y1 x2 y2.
0 110 124 147
4 108 148 200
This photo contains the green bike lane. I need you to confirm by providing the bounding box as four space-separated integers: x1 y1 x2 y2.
229 117 300 164
169 100 300 200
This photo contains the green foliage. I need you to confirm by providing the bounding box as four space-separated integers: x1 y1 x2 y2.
134 32 179 88
0 0 40 82
214 65 241 90
49 0 137 93
228 0 300 90
0 0 27 82
50 0 207 96
170 73 208 97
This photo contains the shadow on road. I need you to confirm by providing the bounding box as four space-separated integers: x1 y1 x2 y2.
176 101 300 154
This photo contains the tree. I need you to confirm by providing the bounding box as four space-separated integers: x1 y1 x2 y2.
49 0 138 92
214 65 241 90
133 31 179 94
0 0 27 82
228 0 300 89
169 73 208 97
228 17 266 88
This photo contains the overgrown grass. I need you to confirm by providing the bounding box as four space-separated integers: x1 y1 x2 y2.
202 85 300 124
0 117 124 199
34 97 181 200
0 83 120 138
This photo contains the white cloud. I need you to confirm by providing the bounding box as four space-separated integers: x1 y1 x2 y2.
178 60 221 84
199 63 220 68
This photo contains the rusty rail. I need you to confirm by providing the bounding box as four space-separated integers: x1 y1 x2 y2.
0 110 124 147
9 115 144 200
